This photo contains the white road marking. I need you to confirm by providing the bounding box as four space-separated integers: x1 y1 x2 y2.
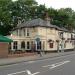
1 61 36 68
27 61 36 63
42 60 70 69
50 61 70 69
7 70 26 75
26 70 40 75
7 70 40 75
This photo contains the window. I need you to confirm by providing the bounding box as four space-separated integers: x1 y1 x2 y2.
27 41 30 49
13 41 18 50
49 43 53 48
16 30 18 36
19 29 22 36
21 41 25 49
37 41 41 50
19 30 21 36
23 29 26 36
27 28 30 36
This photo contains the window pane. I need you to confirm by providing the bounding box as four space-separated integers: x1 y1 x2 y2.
49 43 53 48
27 41 30 49
13 41 17 49
27 28 30 36
19 29 21 36
37 41 41 49
23 29 26 36
21 41 25 49
16 30 18 36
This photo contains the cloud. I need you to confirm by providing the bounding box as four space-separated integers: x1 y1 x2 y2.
36 0 75 11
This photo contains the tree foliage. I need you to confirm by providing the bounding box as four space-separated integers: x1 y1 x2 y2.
0 0 75 35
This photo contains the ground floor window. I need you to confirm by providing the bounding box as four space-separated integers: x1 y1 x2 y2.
27 41 30 49
37 41 41 50
49 43 53 48
21 41 25 49
13 41 18 50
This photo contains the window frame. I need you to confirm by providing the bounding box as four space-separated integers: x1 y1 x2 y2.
13 41 18 50
26 28 30 36
49 42 53 48
21 41 25 49
27 41 30 50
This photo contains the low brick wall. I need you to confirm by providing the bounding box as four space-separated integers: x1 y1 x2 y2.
8 53 37 58
0 42 8 58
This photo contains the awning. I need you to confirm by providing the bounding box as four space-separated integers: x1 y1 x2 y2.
0 35 13 42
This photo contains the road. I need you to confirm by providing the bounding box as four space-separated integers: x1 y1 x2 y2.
0 53 75 75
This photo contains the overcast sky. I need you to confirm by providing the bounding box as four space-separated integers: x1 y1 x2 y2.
36 0 75 11
12 0 75 11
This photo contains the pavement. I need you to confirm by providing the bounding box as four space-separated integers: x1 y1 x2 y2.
0 51 75 66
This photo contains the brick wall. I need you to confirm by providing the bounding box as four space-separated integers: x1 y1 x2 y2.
0 42 8 58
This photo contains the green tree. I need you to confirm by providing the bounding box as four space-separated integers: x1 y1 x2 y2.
0 0 12 35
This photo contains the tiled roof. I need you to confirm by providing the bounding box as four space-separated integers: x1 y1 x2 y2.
14 18 69 32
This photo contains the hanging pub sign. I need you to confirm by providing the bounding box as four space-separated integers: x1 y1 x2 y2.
48 39 54 42
56 40 59 42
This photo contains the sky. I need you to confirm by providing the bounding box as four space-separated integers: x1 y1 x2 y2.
36 0 75 11
12 0 75 11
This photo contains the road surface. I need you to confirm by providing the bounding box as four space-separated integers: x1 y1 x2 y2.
0 53 75 75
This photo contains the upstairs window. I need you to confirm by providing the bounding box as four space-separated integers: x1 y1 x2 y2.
16 30 18 36
19 29 21 36
27 28 30 36
23 29 26 36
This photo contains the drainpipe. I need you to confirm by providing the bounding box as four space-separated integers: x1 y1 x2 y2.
61 32 64 52
46 27 47 54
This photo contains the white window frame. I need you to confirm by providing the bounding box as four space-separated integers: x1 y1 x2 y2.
23 28 26 36
13 41 18 50
26 28 30 36
27 41 31 50
21 41 25 49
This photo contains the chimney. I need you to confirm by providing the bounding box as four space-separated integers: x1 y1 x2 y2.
44 11 51 26
17 17 22 26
